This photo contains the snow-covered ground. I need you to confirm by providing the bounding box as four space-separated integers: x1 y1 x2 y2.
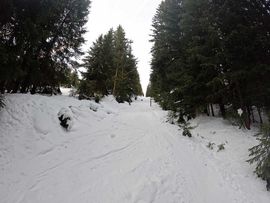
0 94 270 203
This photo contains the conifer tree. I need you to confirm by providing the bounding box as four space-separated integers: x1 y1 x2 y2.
80 35 108 96
150 0 270 124
248 123 270 191
102 29 115 93
0 0 91 93
211 0 270 128
146 84 152 97
80 26 142 102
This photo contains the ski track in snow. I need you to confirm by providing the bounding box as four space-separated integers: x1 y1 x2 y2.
0 94 270 203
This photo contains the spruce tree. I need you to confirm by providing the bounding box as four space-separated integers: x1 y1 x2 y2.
0 0 91 93
248 124 270 191
80 26 142 102
150 0 270 125
80 35 108 96
146 84 152 97
113 25 142 102
150 0 184 108
211 0 270 128
102 29 115 93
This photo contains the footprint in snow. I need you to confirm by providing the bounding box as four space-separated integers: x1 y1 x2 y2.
110 134 116 139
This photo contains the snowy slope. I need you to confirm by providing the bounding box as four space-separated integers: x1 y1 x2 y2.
0 94 270 203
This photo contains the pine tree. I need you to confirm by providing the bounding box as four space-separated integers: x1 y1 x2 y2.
80 35 108 96
60 69 79 88
146 84 152 97
80 26 142 102
102 29 115 93
112 26 128 98
0 0 91 93
211 0 270 128
248 123 270 191
112 25 142 102
150 0 185 111
150 0 270 125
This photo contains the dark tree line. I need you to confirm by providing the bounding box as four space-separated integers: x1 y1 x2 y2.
0 0 90 94
79 25 143 103
148 0 270 190
148 0 270 129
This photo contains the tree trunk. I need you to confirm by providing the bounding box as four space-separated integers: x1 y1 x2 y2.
12 81 20 93
30 85 37 94
210 104 215 117
219 101 226 118
257 107 263 124
204 105 209 116
250 106 255 123
112 67 118 96
235 81 250 130
0 81 5 94
245 105 251 130
20 78 29 93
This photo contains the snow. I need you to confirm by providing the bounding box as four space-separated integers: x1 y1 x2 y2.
237 108 243 116
0 94 270 203
60 87 76 96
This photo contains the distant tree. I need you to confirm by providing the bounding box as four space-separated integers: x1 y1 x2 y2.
146 84 152 97
61 69 80 88
81 35 108 96
102 29 115 93
80 26 143 102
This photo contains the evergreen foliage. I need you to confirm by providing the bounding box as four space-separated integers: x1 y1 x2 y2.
0 95 4 108
217 144 225 152
207 142 215 150
149 0 270 128
0 0 91 93
80 26 143 103
181 123 193 137
146 83 152 97
248 124 270 191
61 70 80 88
150 1 270 187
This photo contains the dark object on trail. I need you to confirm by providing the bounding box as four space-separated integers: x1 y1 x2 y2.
58 114 71 129
0 95 5 108
58 108 73 130
182 127 192 137
116 96 124 103
94 95 100 103
30 86 62 95
267 179 270 191
116 96 132 105
78 94 91 100
181 122 194 137
79 94 100 103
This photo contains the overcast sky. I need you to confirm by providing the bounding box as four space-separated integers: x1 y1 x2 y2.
83 0 162 94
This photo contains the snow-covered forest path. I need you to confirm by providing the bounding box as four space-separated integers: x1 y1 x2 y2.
1 95 270 203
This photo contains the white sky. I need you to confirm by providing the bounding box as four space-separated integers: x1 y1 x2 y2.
83 0 162 95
